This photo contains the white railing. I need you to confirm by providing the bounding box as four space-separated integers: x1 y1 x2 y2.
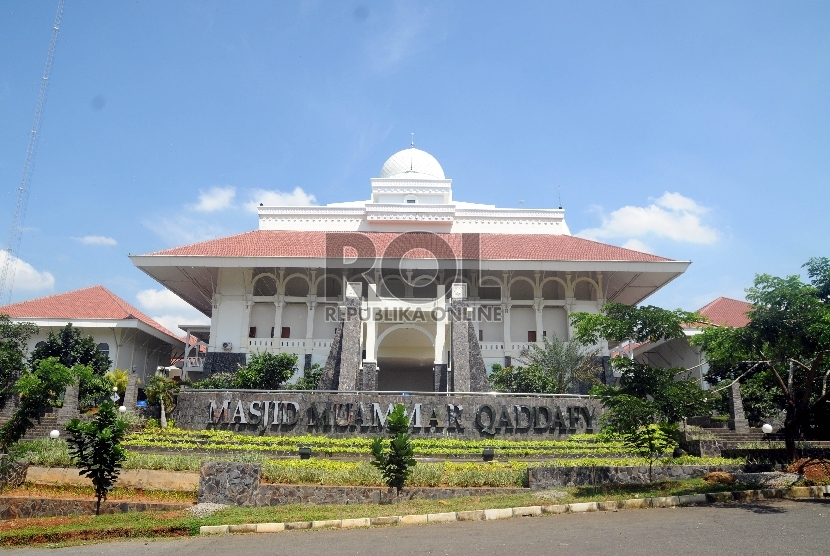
183 356 204 368
479 342 504 351
510 342 534 352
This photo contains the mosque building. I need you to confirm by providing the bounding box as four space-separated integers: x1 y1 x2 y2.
131 147 689 392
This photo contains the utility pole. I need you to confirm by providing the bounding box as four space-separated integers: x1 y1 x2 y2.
0 0 65 304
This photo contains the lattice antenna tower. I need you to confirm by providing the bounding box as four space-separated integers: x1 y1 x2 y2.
0 0 65 304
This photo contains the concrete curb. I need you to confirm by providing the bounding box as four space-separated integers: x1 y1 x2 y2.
199 485 830 536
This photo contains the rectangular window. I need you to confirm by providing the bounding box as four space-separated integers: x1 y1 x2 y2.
527 331 537 342
406 199 416 204
281 326 290 338
270 327 275 338
543 331 547 337
478 329 483 341
249 327 257 338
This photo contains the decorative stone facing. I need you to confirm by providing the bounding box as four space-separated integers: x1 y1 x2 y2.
175 390 603 440
528 464 744 489
0 497 188 520
203 352 248 377
198 461 261 505
198 462 524 506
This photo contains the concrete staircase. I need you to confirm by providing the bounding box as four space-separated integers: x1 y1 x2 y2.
700 427 784 444
22 409 60 440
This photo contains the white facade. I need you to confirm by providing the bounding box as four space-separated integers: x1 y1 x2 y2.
132 147 690 390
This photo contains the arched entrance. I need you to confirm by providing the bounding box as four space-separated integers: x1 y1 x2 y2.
376 325 435 392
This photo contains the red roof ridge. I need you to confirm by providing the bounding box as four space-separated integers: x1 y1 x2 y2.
138 230 677 263
0 285 183 344
696 296 752 328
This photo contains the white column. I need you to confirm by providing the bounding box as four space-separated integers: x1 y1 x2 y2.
306 297 316 340
242 299 252 350
501 272 511 347
535 298 544 342
273 296 284 351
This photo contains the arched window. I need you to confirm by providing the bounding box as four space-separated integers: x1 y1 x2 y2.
97 342 110 358
35 341 45 349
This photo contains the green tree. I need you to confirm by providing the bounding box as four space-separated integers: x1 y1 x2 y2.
29 324 110 375
571 303 710 436
624 424 677 482
0 357 75 449
692 258 830 461
0 316 38 406
144 375 180 429
370 404 416 495
65 401 127 515
29 324 112 410
232 352 297 390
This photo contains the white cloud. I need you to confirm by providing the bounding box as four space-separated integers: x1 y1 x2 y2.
190 186 237 212
74 235 117 246
577 192 719 245
366 2 441 71
135 288 209 334
248 187 318 211
0 251 55 292
620 239 653 254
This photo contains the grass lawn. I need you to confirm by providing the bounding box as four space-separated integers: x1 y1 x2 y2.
0 478 760 548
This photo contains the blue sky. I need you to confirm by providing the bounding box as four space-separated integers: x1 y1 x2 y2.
1 1 828 334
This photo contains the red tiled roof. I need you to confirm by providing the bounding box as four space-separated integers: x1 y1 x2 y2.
697 296 752 328
0 286 183 344
143 231 674 262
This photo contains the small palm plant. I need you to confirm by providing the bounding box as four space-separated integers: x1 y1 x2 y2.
370 404 416 495
144 375 180 428
105 369 129 398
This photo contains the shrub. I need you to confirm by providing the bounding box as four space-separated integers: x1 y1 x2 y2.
65 401 128 515
370 404 416 494
285 363 323 390
233 352 297 390
191 372 234 389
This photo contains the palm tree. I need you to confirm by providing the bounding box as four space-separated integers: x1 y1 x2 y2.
144 375 179 428
516 336 601 394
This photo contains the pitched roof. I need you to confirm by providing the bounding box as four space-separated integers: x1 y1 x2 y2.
697 296 752 328
0 286 182 344
143 230 674 262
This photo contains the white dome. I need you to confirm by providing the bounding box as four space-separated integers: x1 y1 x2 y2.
379 148 445 179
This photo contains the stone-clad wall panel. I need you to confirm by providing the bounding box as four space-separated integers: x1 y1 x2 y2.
528 464 743 489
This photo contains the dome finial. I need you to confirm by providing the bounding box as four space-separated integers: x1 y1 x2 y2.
410 132 414 148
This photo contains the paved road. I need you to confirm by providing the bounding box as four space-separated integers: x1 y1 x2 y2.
8 499 829 556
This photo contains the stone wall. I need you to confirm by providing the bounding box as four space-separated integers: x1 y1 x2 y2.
174 390 604 440
0 497 189 519
0 456 29 491
198 462 525 506
528 464 743 489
